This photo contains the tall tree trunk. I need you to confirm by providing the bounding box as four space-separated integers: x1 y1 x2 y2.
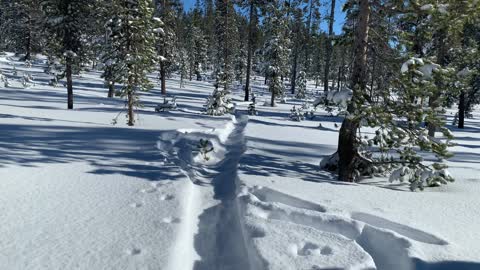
304 0 314 72
244 0 255 101
291 49 298 94
160 61 166 95
428 29 447 137
66 58 73 110
127 89 134 126
458 90 465 129
370 54 376 98
108 82 115 98
127 67 135 126
337 0 370 182
25 29 32 61
323 0 336 93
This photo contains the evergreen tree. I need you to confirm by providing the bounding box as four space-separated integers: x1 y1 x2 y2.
214 0 238 91
295 70 307 99
106 0 162 126
263 1 290 107
42 0 95 109
155 0 179 95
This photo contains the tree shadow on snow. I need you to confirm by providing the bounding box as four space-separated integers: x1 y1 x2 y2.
413 258 480 270
0 123 182 182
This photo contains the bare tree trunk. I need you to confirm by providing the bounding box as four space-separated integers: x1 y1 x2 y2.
108 82 115 98
304 0 314 72
66 58 73 109
244 0 255 101
271 88 275 107
291 50 298 94
337 0 370 182
160 61 166 95
458 91 465 129
323 0 336 93
428 29 447 137
127 89 134 126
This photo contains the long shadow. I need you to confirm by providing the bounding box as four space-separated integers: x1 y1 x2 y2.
248 118 338 132
0 123 180 182
413 258 480 270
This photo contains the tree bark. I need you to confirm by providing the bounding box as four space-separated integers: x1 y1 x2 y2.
323 0 336 93
291 50 298 94
66 58 73 109
244 0 255 101
108 82 115 98
428 29 447 137
458 90 465 129
160 61 166 95
127 89 134 126
337 0 370 182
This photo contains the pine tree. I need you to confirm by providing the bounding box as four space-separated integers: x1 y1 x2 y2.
42 0 95 109
214 0 238 91
155 0 179 95
263 1 290 107
295 70 307 99
323 0 336 93
107 0 162 126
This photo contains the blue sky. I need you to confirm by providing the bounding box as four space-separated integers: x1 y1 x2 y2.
181 0 346 34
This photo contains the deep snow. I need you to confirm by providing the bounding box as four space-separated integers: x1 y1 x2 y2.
1 54 480 270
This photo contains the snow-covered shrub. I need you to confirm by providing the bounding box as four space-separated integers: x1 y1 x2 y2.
49 76 59 87
301 102 315 120
205 73 235 116
313 88 352 116
248 102 258 116
289 105 305 121
295 71 307 99
197 139 214 161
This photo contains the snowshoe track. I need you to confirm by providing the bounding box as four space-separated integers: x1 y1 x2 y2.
159 116 264 270
241 187 450 270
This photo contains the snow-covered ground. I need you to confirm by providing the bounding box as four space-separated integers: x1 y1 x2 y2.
1 54 480 270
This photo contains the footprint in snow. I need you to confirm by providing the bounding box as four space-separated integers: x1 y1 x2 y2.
140 187 157 194
162 217 181 224
129 202 143 208
125 248 141 256
320 246 333 255
297 242 321 256
160 194 174 201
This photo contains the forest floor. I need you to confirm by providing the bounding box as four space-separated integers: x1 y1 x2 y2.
1 53 480 270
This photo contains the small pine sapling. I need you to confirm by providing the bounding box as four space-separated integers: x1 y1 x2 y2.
289 105 305 121
295 71 307 99
248 102 258 115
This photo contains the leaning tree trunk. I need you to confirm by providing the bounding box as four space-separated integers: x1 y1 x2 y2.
66 57 74 110
337 0 370 182
323 0 336 93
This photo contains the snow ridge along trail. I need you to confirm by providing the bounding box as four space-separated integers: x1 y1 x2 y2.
239 185 453 270
159 115 263 270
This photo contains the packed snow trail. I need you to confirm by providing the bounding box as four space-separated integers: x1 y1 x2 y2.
160 116 263 270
